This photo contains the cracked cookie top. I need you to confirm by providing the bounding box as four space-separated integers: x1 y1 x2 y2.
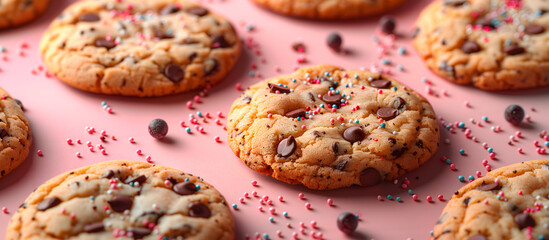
6 160 234 240
227 65 440 190
431 160 549 240
414 0 549 90
40 0 241 97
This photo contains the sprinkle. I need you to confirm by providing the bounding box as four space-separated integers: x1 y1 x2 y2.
37 150 43 156
387 195 393 200
283 212 288 217
437 195 444 201
214 136 221 142
128 137 135 143
305 202 311 209
251 180 258 186
2 207 8 214
232 204 238 209
459 149 465 155
298 193 305 200
468 176 475 181
327 198 334 206
396 197 402 202
426 196 433 202
185 127 191 133
412 195 418 201
75 152 81 158
487 148 493 153
458 122 465 128
408 190 413 195
458 176 465 182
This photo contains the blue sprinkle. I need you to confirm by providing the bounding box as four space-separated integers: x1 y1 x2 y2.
345 84 349 88
421 77 428 83
185 178 189 182
505 40 512 46
245 24 254 31
320 104 325 108
430 231 434 236
545 141 549 147
90 196 95 200
380 123 386 128
277 83 283 86
387 195 393 200
408 190 413 195
445 159 451 165
482 116 488 121
269 217 274 223
459 149 465 155
355 214 359 219
333 81 338 86
292 79 297 83
101 101 107 106
197 112 203 117
263 234 270 239
538 235 545 240
458 176 465 182
381 58 391 65
445 125 451 130
335 90 340 94
341 93 346 97
396 197 402 202
332 104 338 108
536 10 544 17
185 127 191 133
468 176 475 181
329 87 335 91
487 148 493 153
497 195 501 200
398 47 406 55
140 15 146 20
296 117 302 121
284 85 288 88
166 29 173 35
129 182 135 187
397 65 404 71
0 46 5 52
324 72 330 77
355 120 359 124
283 212 288 217
393 86 397 91
232 204 237 209
458 122 465 128
354 75 359 79
340 99 345 103
305 73 310 77
195 185 201 191
248 71 255 77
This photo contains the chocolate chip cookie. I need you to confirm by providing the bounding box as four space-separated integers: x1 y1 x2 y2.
431 160 549 240
227 65 440 190
251 0 407 19
0 0 50 29
40 0 241 97
414 0 549 90
0 87 31 179
6 160 234 239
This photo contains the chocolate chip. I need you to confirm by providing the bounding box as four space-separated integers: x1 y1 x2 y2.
268 83 291 94
476 182 501 191
211 35 229 48
164 64 184 83
187 7 209 16
285 109 306 118
102 170 115 179
391 147 407 158
173 182 197 195
160 4 180 15
321 94 342 105
326 33 343 51
525 25 545 35
37 197 61 211
515 213 535 229
79 13 100 22
128 227 152 239
84 222 104 233
504 44 525 55
379 16 396 34
155 30 173 39
392 97 406 110
277 136 296 157
125 175 147 185
370 79 391 89
468 235 486 240
95 39 115 49
14 99 24 111
474 17 494 29
0 129 8 139
204 59 218 76
462 40 481 53
335 160 347 171
463 197 471 206
189 202 211 218
343 126 365 143
377 107 398 121
359 168 381 187
444 1 467 7
332 142 339 154
108 195 133 212
292 42 305 52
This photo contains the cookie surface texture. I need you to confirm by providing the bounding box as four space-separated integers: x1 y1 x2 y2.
0 87 31 179
431 160 549 240
6 160 234 240
251 0 407 19
227 65 440 190
414 0 549 90
0 0 50 29
40 0 241 97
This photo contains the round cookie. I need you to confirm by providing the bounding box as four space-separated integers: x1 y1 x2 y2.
250 0 407 19
414 0 549 90
40 0 241 97
6 160 234 240
430 160 549 240
227 65 440 190
0 87 31 179
0 0 50 29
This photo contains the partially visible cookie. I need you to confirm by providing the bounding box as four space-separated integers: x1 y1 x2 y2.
414 0 549 90
0 87 31 179
227 65 440 190
40 0 241 97
6 160 234 240
0 0 50 29
251 0 407 19
431 160 549 240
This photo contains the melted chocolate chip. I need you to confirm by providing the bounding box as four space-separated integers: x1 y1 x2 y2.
335 160 347 171
211 35 229 48
0 128 8 139
377 107 398 121
79 13 100 22
160 4 180 15
187 7 209 16
108 195 133 212
462 40 481 53
102 170 115 179
204 59 218 76
332 142 339 154
444 1 467 7
84 222 104 233
126 175 147 185
504 44 525 55
37 197 61 211
343 126 365 143
525 25 545 35
321 94 342 105
128 227 152 239
514 213 535 229
268 83 291 94
277 136 296 157
189 202 211 218
164 64 184 83
173 182 197 195
95 39 115 49
359 168 381 187
370 79 391 89
285 109 306 118
392 97 406 110
463 197 471 206
476 182 501 191
391 147 407 158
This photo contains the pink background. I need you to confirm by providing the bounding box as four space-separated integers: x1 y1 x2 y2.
1 0 549 239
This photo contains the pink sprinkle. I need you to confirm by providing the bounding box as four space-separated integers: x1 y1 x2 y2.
269 207 276 214
136 149 142 155
426 196 433 202
310 220 317 229
262 195 269 201
193 96 201 103
214 136 221 142
2 207 8 214
37 150 43 156
66 138 73 145
252 191 258 197
482 159 488 166
518 190 523 195
483 199 489 205
327 198 334 206
186 101 193 109
251 180 258 186
145 156 152 163
298 193 305 200
437 195 444 201
235 82 242 91
412 195 418 201
450 164 456 171
305 202 311 209
258 206 263 212
129 137 135 143
377 195 383 201
486 165 492 171
164 180 171 186
489 152 496 159
75 152 81 158
267 200 272 205
518 148 523 154
244 192 249 198
515 131 522 138
101 149 107 155
268 114 273 118
476 171 482 178
534 140 539 147
278 196 284 202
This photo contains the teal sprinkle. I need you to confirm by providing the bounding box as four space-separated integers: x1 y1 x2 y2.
340 99 345 103
393 86 397 91
430 231 434 236
332 104 337 108
341 94 346 97
197 112 203 117
396 197 402 202
101 101 107 106
408 190 413 195
421 77 428 83
185 178 189 182
458 122 465 128
536 10 544 17
305 73 310 77
355 214 359 219
355 120 359 124
90 196 95 200
468 176 475 181
195 185 201 191
458 176 465 182
320 104 325 108
398 47 406 55
505 40 512 46
387 195 392 200
185 127 191 132
497 195 501 200
232 204 237 209
538 236 545 240
324 72 330 77
482 116 488 121
345 84 349 88
445 159 451 165
269 217 274 223
487 148 493 153
397 65 404 71
163 237 168 240
380 123 386 128
263 234 270 239
140 15 146 20
381 58 391 65
459 149 465 155
284 85 288 88
0 46 5 52
292 79 297 83
296 117 301 121
283 212 288 217
277 83 283 86
335 90 340 94
354 75 359 79
129 182 135 187
333 81 338 86
545 141 549 147
330 87 334 91
248 71 255 77
445 125 451 130
166 29 173 35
